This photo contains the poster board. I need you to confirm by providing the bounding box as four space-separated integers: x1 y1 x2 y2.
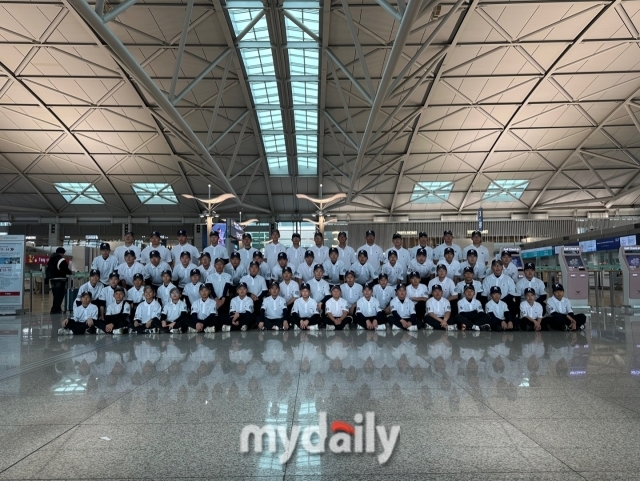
0 235 25 315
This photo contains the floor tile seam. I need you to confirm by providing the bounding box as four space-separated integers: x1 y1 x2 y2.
282 339 308 481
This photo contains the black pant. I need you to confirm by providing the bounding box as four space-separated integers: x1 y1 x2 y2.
448 298 459 316
257 315 288 329
326 315 352 330
131 317 159 333
488 312 514 331
454 311 492 330
543 312 587 331
189 313 223 331
424 315 452 330
290 313 321 328
63 318 93 335
355 312 387 328
503 295 520 319
413 300 426 320
391 313 422 329
51 280 66 313
226 312 255 330
95 314 129 332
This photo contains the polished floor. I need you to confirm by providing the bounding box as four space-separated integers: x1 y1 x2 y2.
1 310 640 480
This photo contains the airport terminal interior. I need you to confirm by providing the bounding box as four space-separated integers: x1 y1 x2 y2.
2 0 640 478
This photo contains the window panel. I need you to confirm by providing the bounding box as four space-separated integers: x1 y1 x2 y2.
483 179 530 202
411 181 453 204
54 182 104 205
132 183 178 205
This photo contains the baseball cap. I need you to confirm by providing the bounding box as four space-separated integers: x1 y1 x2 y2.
467 249 477 257
363 282 373 290
338 231 347 238
431 284 442 292
314 264 324 271
230 252 240 259
133 273 144 280
177 229 187 236
395 283 406 291
524 287 536 295
344 270 355 277
190 268 200 277
387 249 397 258
89 269 100 277
358 249 368 257
99 243 110 250
113 286 125 293
209 230 219 237
328 247 339 255
124 249 136 257
408 270 420 278
150 250 160 258
109 272 120 279
436 264 448 271
199 283 210 291
249 261 259 268
282 266 292 274
305 250 315 258
253 251 264 259
331 284 341 291
179 251 191 258
501 250 512 257
300 282 310 291
80 291 92 298
366 230 375 236
553 283 564 292
242 233 252 240
490 286 502 295
418 231 428 238
277 252 288 260
524 262 535 270
150 231 161 238
463 283 475 291
125 231 134 237
378 273 388 280
392 232 402 240
214 257 226 264
463 266 474 274
199 252 211 258
444 247 454 255
237 282 248 289
443 230 453 236
416 248 427 257
471 230 482 237
161 269 172 276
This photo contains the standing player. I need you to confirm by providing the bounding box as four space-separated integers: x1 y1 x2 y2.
357 230 384 276
336 231 356 267
264 228 287 271
433 230 462 262
171 229 200 266
462 230 490 266
113 231 141 264
91 243 118 286
410 232 434 261
203 230 228 264
141 231 172 265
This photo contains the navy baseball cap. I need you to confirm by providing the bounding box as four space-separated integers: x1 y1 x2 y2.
214 257 226 264
150 250 160 258
471 230 482 237
387 249 397 258
249 261 260 268
99 242 110 250
253 251 264 259
358 249 368 257
444 247 454 255
177 229 187 236
230 252 240 259
524 287 536 295
418 231 428 238
524 262 535 270
300 282 310 291
113 286 125 293
467 249 477 257
378 273 388 279
416 248 427 257
89 269 100 277
553 283 564 292
463 283 475 291
338 231 347 237
443 230 453 235
80 291 93 299
331 284 341 291
199 283 210 291
408 270 420 278
501 250 512 257
242 233 252 239
395 283 406 291
463 266 474 274
277 252 288 260
190 268 200 276
363 282 373 290
392 232 402 239
431 284 442 292
344 270 355 277
490 286 502 295
133 273 144 280
329 247 339 255
305 250 314 258
179 251 191 258
109 272 120 279
314 264 324 271
200 252 211 258
150 231 161 238
436 264 448 271
237 282 248 289
209 230 219 237
124 249 136 257
282 266 292 274
161 269 172 276
366 230 375 236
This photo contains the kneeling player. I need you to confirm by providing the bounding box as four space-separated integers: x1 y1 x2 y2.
355 282 387 330
325 284 351 330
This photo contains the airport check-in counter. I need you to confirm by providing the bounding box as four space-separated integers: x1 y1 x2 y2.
619 245 640 308
559 246 589 308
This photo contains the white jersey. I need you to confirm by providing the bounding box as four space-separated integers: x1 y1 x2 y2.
455 279 483 296
279 280 300 303
230 296 254 314
427 277 456 298
337 245 356 268
264 242 287 270
457 297 483 313
156 282 177 307
197 263 216 282
295 262 315 283
99 285 118 309
323 259 346 285
105 300 130 316
485 299 509 320
482 274 517 298
356 296 381 317
140 244 172 265
182 282 203 305
261 295 287 319
286 246 306 271
224 263 247 286
162 300 188 322
113 244 141 264
134 300 162 322
381 262 406 285
191 298 217 320
308 278 330 302
91 255 119 285
385 247 411 270
516 277 546 298
271 263 292 284
357 243 385 275
406 283 429 300
410 244 435 261
292 297 318 318
205 271 231 299
76 281 103 303
340 283 363 308
126 285 145 304
463 244 491 266
238 247 258 268
426 297 451 317
349 261 376 286
203 244 228 264
309 245 329 265
239 274 268 297
391 297 416 318
325 297 348 317
171 243 200 266
408 258 435 279
373 284 395 309
72 303 99 322
502 262 520 282
433 242 462 262
256 262 271 280
546 296 574 315
436 258 462 280
172 262 198 288
460 261 486 280
116 261 145 287
143 261 171 286
520 301 543 319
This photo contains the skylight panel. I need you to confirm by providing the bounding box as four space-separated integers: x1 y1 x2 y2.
297 156 317 176
240 48 276 76
267 156 289 176
296 134 317 154
294 110 318 131
249 81 280 105
284 8 320 41
411 181 453 204
291 81 318 105
228 8 270 42
55 182 104 205
483 179 530 202
132 183 178 205
263 134 287 154
288 49 319 76
257 110 284 131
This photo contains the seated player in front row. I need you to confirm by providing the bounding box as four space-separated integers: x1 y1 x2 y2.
258 282 289 330
407 271 429 319
225 282 254 331
132 286 162 333
59 291 99 335
485 286 514 331
95 286 129 334
279 266 299 313
189 284 220 333
516 262 547 311
355 282 387 330
325 284 351 330
425 284 454 330
341 270 363 317
290 282 321 330
159 287 190 334
373 273 395 314
390 284 420 331
519 287 544 331
454 284 492 331
545 283 587 331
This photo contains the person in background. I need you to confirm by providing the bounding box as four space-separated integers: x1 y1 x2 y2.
116 250 144 289
224 282 254 331
171 251 198 290
197 252 215 281
323 247 345 287
437 247 461 282
290 283 320 330
95 286 129 335
385 232 410 269
156 269 176 307
238 233 257 268
355 282 386 330
433 230 462 262
47 246 72 315
460 249 485 281
520 287 544 331
143 250 171 291
294 250 316 284
203 230 228 264
341 270 363 317
91 243 118 286
224 252 246 297
252 251 271 280
240 261 268 314
286 233 306 271
205 258 232 314
463 230 490 266
258 283 289 331
264 228 287 271
408 247 435 285
336 231 356 267
58 291 98 336
357 230 384 276
141 231 172 265
350 249 376 286
424 284 453 331
500 250 520 283
171 229 200 267
390 284 420 331
75 269 103 308
516 262 547 312
410 232 434 261
310 231 329 265
113 231 141 264
545 283 587 331
373 273 395 315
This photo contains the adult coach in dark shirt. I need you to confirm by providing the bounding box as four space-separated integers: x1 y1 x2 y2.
47 247 72 314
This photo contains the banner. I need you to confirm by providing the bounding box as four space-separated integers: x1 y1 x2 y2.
0 235 25 314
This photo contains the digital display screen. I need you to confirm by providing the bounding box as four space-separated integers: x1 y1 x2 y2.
579 240 596 253
565 255 584 268
621 235 637 247
626 254 640 269
511 256 523 269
